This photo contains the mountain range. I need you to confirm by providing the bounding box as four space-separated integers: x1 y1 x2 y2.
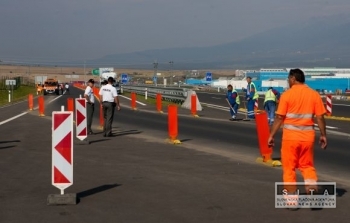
86 14 350 70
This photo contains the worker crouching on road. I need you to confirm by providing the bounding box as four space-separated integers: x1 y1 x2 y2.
226 84 240 120
242 77 259 119
264 87 280 125
268 68 327 209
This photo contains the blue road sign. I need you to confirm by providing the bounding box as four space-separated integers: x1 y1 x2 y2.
153 76 157 83
121 73 128 84
206 72 212 81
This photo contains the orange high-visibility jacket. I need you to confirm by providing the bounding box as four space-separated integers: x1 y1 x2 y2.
276 84 326 142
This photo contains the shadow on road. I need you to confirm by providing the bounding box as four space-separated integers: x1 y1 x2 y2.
180 139 192 142
89 139 111 144
112 130 142 137
337 188 347 197
0 145 16 149
91 130 142 138
0 140 20 150
77 184 121 203
115 129 142 136
0 140 20 144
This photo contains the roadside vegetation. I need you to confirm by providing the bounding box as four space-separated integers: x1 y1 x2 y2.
0 85 36 106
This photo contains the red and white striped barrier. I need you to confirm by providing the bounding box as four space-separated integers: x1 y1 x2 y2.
52 108 73 194
326 94 332 116
254 99 258 110
75 98 87 140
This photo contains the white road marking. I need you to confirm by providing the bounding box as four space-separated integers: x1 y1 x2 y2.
0 112 28 126
197 92 223 95
0 94 63 126
48 95 64 104
201 102 246 115
314 124 338 130
332 103 350 107
119 95 146 106
202 103 341 129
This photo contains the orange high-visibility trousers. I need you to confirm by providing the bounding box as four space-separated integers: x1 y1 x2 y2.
281 140 317 191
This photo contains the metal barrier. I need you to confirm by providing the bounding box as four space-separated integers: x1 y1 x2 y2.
121 85 188 104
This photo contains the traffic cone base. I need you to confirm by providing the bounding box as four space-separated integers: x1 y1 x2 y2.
166 138 181 144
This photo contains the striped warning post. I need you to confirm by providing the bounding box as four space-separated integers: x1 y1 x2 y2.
326 94 332 116
52 110 73 194
254 99 258 110
75 98 87 140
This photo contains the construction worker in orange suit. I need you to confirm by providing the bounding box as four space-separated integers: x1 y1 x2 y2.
267 68 327 209
36 84 42 95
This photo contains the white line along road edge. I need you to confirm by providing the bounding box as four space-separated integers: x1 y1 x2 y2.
119 95 146 106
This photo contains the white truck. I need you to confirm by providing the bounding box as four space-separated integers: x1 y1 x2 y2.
100 71 121 94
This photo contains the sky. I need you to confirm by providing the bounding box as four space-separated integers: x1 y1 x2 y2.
1 0 350 65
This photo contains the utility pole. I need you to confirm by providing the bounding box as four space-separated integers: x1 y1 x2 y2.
84 60 86 85
169 61 173 85
153 60 158 86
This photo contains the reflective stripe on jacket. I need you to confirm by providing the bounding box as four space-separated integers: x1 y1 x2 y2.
283 113 314 131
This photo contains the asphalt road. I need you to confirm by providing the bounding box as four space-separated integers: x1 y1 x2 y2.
197 91 350 118
43 87 350 186
1 86 350 222
67 87 350 185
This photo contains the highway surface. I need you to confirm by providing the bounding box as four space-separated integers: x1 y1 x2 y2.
1 86 350 222
197 91 350 133
196 91 350 118
1 87 349 186
44 87 350 185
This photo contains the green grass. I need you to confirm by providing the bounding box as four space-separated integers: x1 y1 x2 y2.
122 92 181 107
0 85 37 106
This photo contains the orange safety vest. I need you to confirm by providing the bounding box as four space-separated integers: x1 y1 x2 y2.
276 84 326 142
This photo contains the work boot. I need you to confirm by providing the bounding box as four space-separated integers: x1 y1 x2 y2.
284 194 299 211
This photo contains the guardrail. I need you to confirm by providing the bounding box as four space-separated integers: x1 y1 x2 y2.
121 85 188 104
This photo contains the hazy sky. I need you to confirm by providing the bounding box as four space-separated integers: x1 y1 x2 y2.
1 0 350 64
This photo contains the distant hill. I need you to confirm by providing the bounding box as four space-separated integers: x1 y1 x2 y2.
86 14 350 69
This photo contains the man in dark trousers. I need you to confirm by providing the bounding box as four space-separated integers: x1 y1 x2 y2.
226 84 240 120
99 77 121 137
84 79 95 134
264 87 280 125
65 83 70 95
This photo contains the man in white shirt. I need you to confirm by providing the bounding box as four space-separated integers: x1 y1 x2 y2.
99 77 121 137
84 79 95 135
65 83 70 95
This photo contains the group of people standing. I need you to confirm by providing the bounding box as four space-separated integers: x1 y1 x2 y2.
83 69 327 210
225 76 280 124
84 77 120 137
